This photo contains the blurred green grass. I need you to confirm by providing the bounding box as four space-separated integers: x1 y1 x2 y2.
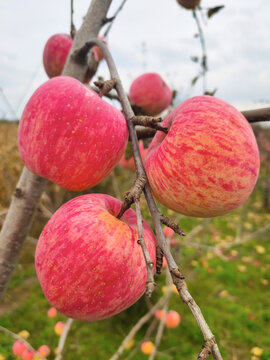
0 122 270 359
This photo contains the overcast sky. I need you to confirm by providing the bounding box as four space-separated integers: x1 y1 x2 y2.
0 0 270 119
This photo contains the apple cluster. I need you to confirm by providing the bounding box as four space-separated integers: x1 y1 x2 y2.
17 31 260 322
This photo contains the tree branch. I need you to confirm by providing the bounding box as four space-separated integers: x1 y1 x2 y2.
109 294 170 360
0 325 46 360
242 107 270 123
134 198 156 297
88 38 223 359
55 318 74 360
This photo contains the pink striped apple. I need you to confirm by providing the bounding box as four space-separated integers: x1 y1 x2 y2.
43 34 73 78
129 73 172 116
145 95 260 217
35 194 156 321
18 76 128 190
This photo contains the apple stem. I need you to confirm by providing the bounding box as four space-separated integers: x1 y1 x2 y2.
116 175 147 219
82 38 223 360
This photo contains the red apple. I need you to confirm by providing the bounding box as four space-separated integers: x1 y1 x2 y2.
43 34 73 78
165 310 181 328
145 96 260 217
21 349 34 360
12 341 27 356
18 76 128 191
35 194 156 321
129 73 172 116
37 345 51 357
176 0 200 9
119 141 148 171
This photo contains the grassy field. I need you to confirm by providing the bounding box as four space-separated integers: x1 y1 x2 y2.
0 122 270 359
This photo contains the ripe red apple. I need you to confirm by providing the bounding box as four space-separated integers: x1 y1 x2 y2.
145 95 260 217
176 0 200 9
21 349 34 360
12 341 27 356
129 73 172 116
119 141 148 171
43 34 73 78
18 76 128 190
35 194 156 321
37 345 51 357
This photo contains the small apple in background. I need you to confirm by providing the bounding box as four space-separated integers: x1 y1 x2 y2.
54 322 65 336
21 349 34 360
176 0 201 9
155 309 165 320
165 310 181 328
145 95 260 217
43 33 106 83
163 226 174 238
141 341 155 355
119 141 148 171
12 341 27 356
37 345 51 357
43 34 73 78
129 73 172 116
18 76 128 191
35 194 156 321
47 307 57 318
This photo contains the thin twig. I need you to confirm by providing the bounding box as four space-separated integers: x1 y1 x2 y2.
103 0 128 38
132 116 168 134
192 8 207 93
55 318 74 360
0 325 45 360
160 214 186 236
85 38 223 359
134 198 156 297
70 0 76 39
149 266 172 360
109 294 170 360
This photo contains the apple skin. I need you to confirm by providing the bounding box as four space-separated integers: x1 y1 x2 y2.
129 73 172 116
119 141 148 171
145 95 260 217
43 34 73 78
18 76 128 190
176 0 200 9
35 194 157 321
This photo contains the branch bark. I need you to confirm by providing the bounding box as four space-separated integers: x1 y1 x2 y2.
89 38 223 359
0 0 113 301
55 318 74 360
